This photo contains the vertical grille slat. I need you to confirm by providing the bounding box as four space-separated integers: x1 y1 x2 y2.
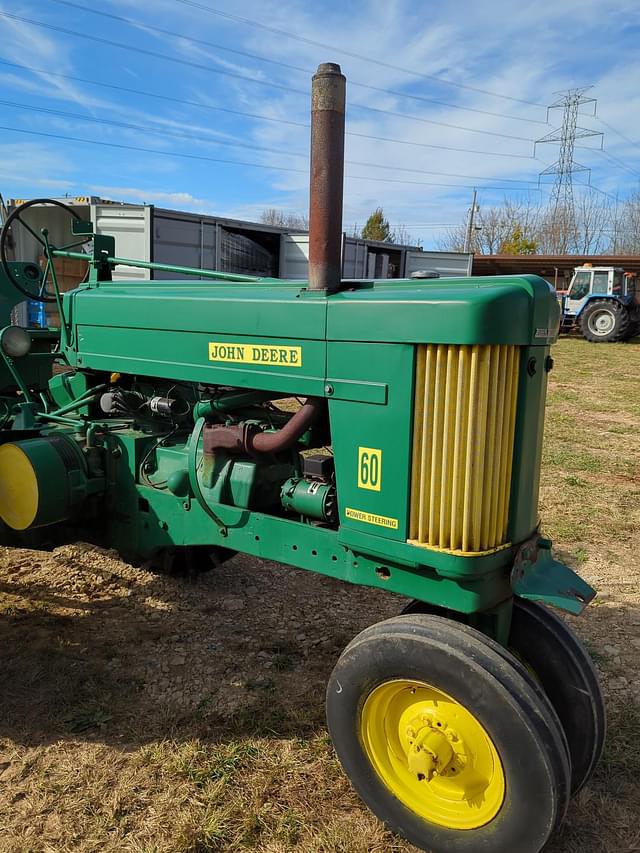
487 345 507 548
438 345 458 546
409 345 427 540
409 343 520 555
428 345 446 543
501 347 520 541
449 346 470 552
417 346 436 543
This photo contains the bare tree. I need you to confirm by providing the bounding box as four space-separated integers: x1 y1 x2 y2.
482 200 540 253
534 192 612 254
536 205 574 254
439 199 540 254
476 206 509 254
392 224 422 247
612 190 640 253
260 208 309 230
436 224 467 252
574 190 612 254
438 190 623 256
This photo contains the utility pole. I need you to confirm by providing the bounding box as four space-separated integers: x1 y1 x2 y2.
464 188 478 253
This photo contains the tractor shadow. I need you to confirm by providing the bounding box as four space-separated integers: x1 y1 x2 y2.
0 543 400 748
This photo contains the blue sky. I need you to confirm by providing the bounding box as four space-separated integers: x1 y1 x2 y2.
0 0 639 248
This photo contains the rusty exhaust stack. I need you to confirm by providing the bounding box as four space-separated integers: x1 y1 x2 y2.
308 62 346 293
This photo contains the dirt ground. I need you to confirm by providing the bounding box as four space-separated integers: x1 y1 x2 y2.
0 337 639 853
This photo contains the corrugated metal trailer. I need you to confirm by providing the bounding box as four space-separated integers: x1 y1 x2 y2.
279 233 472 279
7 197 290 284
405 249 473 278
6 198 473 326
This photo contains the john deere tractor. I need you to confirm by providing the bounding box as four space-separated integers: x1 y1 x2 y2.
0 64 604 853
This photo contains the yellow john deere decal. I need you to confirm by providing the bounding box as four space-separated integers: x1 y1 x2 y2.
345 507 399 530
208 342 302 367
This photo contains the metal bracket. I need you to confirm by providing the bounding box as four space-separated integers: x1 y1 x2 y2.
511 535 596 615
11 401 39 431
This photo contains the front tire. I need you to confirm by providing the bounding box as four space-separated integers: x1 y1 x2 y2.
508 598 605 794
326 614 570 853
401 597 605 794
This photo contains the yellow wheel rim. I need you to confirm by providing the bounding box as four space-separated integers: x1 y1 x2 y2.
360 679 505 830
0 443 39 530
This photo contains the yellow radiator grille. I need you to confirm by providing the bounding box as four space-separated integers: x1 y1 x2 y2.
409 344 520 555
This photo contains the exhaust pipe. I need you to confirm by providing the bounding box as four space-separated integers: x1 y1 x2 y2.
308 62 346 294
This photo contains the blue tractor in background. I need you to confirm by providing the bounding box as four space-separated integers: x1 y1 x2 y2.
560 265 640 342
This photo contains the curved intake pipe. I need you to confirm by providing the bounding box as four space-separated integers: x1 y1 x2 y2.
203 397 325 457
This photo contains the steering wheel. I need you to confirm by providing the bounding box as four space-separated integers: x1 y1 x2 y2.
0 198 89 303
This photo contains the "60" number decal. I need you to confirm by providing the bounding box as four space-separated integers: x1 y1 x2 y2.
358 447 382 492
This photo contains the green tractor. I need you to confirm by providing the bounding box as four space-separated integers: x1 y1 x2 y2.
0 64 604 853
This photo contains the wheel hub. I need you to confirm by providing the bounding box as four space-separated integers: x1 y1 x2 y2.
405 715 455 781
361 679 505 829
588 308 615 336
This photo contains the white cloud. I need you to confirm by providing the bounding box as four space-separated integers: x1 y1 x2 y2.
0 142 74 186
87 185 217 210
0 4 115 113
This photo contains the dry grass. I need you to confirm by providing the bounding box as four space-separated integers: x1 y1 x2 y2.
539 337 640 853
0 337 639 852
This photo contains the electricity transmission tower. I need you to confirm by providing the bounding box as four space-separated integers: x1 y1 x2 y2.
535 87 603 214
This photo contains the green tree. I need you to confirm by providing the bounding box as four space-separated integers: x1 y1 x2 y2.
361 207 393 242
499 225 538 255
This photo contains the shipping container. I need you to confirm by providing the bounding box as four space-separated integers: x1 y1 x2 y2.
278 234 472 279
6 198 472 326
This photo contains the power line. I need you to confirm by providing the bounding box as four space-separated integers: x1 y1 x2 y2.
597 149 640 179
170 0 547 109
0 12 305 96
354 83 546 125
0 57 312 126
0 13 538 143
537 176 618 201
1 99 541 184
0 98 308 160
347 157 536 184
46 0 548 126
349 174 542 191
0 124 306 173
0 125 542 192
44 0 309 78
594 117 640 156
345 130 533 159
569 141 640 185
347 103 535 141
574 182 618 201
0 59 536 160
